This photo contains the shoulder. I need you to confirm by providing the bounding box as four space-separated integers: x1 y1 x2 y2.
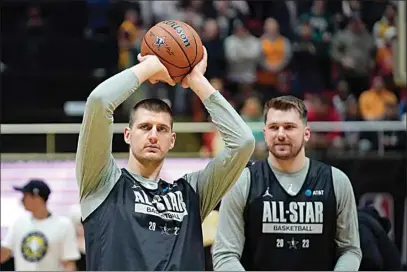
174 175 199 192
331 166 351 184
330 166 355 197
9 213 30 230
15 213 34 225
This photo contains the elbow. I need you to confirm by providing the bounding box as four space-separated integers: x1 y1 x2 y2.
212 252 241 271
86 92 111 113
87 92 105 106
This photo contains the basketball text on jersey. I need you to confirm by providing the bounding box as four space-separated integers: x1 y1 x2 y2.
162 21 191 48
133 188 188 222
262 200 324 234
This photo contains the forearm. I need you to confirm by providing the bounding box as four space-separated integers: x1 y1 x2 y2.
188 73 217 101
334 251 361 271
1 247 11 263
214 257 246 271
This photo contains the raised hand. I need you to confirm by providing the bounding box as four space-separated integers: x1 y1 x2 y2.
137 54 176 86
181 46 208 89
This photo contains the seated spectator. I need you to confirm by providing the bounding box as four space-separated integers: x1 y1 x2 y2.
202 19 226 80
358 205 402 271
298 0 333 89
307 94 343 149
332 79 357 120
118 9 142 70
343 101 362 150
291 22 326 96
359 76 397 120
256 18 292 102
376 27 397 82
359 101 405 151
381 102 406 151
298 0 334 44
224 18 262 96
372 3 397 49
331 15 374 97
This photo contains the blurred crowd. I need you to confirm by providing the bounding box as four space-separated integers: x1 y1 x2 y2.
113 0 406 155
1 0 406 154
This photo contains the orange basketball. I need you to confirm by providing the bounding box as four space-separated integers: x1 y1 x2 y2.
140 20 204 83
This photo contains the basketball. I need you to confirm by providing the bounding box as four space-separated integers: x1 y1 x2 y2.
140 20 204 83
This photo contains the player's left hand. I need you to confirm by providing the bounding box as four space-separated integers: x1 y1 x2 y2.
181 46 207 89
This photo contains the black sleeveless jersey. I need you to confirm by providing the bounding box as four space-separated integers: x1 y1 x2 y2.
83 169 205 271
241 159 337 271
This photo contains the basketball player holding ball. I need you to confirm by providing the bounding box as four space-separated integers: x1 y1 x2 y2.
75 20 255 270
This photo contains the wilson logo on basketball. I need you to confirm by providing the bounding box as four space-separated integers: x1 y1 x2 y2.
162 20 191 48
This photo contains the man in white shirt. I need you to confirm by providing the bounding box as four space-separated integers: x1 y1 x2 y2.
1 179 80 271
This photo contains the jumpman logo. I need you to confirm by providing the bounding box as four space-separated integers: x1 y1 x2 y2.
160 224 171 235
262 187 273 198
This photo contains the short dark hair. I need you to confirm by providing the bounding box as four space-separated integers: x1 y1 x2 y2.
264 95 308 124
129 98 173 128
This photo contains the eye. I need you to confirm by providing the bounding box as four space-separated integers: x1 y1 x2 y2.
140 124 150 130
158 126 167 132
269 125 278 130
284 125 295 130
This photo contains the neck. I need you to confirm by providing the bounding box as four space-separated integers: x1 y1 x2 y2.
128 153 163 181
268 149 306 173
32 206 50 220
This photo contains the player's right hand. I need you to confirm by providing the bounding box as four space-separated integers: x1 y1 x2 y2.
137 54 175 86
181 46 208 89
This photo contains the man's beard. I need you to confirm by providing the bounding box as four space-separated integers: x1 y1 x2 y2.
269 138 304 160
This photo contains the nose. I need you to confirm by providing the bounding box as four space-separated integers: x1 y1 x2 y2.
277 127 286 140
148 126 158 144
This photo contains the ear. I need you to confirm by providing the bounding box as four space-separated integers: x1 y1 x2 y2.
124 127 131 145
169 132 176 150
304 125 311 142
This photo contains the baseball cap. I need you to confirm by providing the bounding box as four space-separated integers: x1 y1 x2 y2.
13 179 51 201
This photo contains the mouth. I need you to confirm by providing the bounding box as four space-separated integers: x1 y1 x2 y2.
274 143 291 146
144 145 160 152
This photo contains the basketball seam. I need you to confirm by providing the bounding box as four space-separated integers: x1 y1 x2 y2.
142 37 190 69
157 25 192 72
184 23 198 65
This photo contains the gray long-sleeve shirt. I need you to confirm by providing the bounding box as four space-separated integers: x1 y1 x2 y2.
75 69 255 221
213 157 362 271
